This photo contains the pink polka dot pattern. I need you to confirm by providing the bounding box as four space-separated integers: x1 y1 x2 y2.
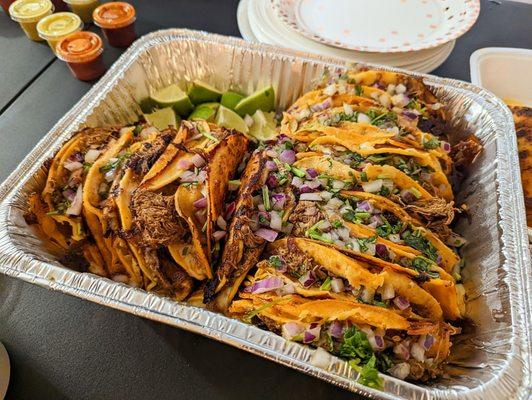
271 0 481 53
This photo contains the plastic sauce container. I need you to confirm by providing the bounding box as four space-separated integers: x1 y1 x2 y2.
50 0 68 12
56 31 106 81
93 2 136 47
63 0 99 23
9 0 54 41
37 12 83 53
0 0 16 14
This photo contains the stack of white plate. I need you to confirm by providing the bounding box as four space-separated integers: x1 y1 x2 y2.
238 0 480 73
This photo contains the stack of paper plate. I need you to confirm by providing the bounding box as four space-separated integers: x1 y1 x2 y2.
237 0 480 73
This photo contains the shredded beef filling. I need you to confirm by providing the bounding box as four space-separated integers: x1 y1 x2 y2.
289 201 326 237
126 129 175 175
130 189 187 248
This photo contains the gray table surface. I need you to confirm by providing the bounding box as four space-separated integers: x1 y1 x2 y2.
0 1 530 399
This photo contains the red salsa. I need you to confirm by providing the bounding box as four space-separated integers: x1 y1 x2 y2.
93 1 136 47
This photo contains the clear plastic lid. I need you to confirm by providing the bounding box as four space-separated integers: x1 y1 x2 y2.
93 1 135 29
9 0 53 23
37 12 83 39
56 31 103 63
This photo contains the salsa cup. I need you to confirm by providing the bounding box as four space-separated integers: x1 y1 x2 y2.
93 1 136 47
9 0 54 41
37 12 83 53
56 31 106 81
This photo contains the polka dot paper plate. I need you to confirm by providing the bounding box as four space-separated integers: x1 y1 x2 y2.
271 0 480 53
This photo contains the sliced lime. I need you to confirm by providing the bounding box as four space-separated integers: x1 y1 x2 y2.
187 80 222 105
234 85 275 117
144 107 179 130
220 91 244 110
189 104 217 121
248 110 278 142
215 105 249 135
150 84 193 116
139 97 156 113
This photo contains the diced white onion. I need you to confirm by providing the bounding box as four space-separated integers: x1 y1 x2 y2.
343 103 353 116
389 363 410 380
357 113 371 124
84 149 101 163
310 347 331 369
362 179 383 193
395 83 406 94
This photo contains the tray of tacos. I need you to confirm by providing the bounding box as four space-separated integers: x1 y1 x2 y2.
0 30 529 400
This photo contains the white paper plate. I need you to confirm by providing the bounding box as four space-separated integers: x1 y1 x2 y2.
239 0 454 73
272 0 479 53
237 0 258 42
0 343 9 400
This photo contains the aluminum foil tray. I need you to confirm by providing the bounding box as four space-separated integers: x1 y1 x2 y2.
0 29 530 400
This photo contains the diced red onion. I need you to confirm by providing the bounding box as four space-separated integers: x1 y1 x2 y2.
421 334 435 350
303 323 321 343
62 188 77 202
282 322 305 340
362 179 383 193
357 113 371 124
420 172 433 182
393 296 410 310
271 193 286 209
369 214 383 228
361 287 374 303
191 153 206 168
375 243 389 259
381 284 395 300
265 160 277 171
330 278 344 293
436 255 442 264
224 202 236 219
84 149 101 163
177 158 194 170
291 176 304 188
67 169 83 187
269 211 283 231
356 200 373 213
64 161 83 172
213 230 226 241
300 193 322 201
181 170 198 183
67 152 84 163
104 168 117 183
410 342 426 362
332 180 345 190
266 174 278 188
400 189 417 203
299 185 313 194
402 110 418 120
193 197 207 209
389 362 410 380
369 334 386 351
441 141 451 153
279 149 296 164
255 228 278 242
298 271 316 288
245 276 284 294
328 321 344 339
197 170 207 183
65 185 83 216
306 168 318 179
306 179 321 189
278 283 295 295
393 343 410 360
194 210 207 226
217 215 227 230
310 98 332 113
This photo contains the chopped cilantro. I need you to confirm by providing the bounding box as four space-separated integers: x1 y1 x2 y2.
99 151 131 173
355 85 363 96
360 171 368 182
262 185 271 211
403 230 439 261
331 219 344 228
290 166 306 178
268 255 283 269
319 276 332 291
423 137 440 149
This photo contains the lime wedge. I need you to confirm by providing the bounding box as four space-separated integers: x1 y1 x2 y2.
188 80 222 105
248 110 278 142
144 107 180 130
234 86 275 117
215 105 249 134
189 103 219 121
150 84 193 116
139 97 156 113
220 91 244 110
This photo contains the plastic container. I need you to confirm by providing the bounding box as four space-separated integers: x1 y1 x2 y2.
470 47 532 107
37 12 83 53
8 0 54 41
93 2 136 47
50 0 67 11
63 0 99 23
0 0 16 14
56 31 105 81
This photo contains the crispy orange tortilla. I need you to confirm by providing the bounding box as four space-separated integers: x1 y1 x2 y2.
341 191 460 274
266 238 443 319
